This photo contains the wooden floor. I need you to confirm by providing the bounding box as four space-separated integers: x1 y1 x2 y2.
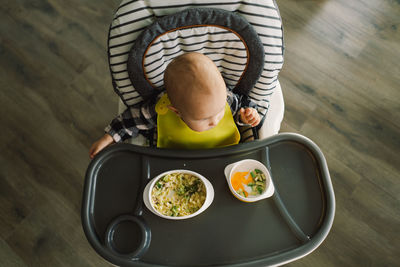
1 0 399 266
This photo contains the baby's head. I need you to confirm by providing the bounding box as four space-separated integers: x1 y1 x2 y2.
164 52 226 132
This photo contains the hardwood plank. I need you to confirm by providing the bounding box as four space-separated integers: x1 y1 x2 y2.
5 193 111 267
0 239 27 267
0 170 45 241
278 0 400 266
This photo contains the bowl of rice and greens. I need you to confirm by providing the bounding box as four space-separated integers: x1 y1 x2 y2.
143 170 214 220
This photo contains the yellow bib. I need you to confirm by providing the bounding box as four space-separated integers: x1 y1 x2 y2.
155 93 240 149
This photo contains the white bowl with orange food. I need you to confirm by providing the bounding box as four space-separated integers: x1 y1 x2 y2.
224 159 274 202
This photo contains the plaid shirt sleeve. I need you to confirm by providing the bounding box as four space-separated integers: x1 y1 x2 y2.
105 95 160 142
106 90 258 142
227 90 259 125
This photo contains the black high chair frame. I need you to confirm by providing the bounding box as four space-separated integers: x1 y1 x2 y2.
82 1 335 266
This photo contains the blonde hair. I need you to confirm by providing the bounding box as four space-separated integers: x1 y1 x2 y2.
164 52 226 113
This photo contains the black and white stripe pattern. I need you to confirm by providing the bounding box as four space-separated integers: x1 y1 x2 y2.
108 0 283 123
143 26 248 89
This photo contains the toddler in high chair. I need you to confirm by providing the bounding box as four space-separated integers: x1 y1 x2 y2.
90 52 261 158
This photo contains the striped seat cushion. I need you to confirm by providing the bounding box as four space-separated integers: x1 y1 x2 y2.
128 8 264 101
108 0 284 121
142 26 248 90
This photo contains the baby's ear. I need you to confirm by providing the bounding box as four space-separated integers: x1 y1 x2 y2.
167 105 180 116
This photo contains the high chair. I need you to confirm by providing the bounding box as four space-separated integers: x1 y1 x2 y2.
82 1 335 266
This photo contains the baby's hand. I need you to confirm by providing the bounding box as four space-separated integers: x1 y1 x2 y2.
89 134 114 159
240 108 261 127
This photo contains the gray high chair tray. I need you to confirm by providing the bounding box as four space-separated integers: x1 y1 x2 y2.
82 133 335 267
